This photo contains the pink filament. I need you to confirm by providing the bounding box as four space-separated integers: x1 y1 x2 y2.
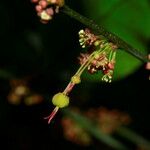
63 82 75 95
44 106 59 124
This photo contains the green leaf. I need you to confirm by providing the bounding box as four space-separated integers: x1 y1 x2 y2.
82 0 149 81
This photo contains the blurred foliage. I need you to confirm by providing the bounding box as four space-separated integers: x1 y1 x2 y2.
63 108 150 150
62 107 131 149
63 108 128 150
82 0 149 81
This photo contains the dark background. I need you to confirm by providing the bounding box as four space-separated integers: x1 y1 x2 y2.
0 0 149 150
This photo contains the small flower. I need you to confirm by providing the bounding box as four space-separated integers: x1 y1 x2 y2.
44 92 69 124
78 28 117 83
79 28 98 48
31 0 64 23
40 10 52 20
7 79 44 105
7 79 29 105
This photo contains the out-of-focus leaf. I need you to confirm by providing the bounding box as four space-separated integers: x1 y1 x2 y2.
116 126 150 149
82 0 149 81
63 108 128 150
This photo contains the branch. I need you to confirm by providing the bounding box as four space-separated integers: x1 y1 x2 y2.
61 5 148 62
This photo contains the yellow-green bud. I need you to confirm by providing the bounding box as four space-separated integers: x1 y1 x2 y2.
78 29 84 35
94 40 100 46
94 53 100 59
40 11 52 21
71 75 81 84
52 92 69 108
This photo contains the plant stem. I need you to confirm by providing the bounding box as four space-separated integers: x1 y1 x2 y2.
61 5 148 62
75 52 95 76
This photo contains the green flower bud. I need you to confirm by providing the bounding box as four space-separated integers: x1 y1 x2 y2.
71 75 81 84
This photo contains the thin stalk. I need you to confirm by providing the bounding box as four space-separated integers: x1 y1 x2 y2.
75 52 96 75
61 5 148 62
63 52 96 94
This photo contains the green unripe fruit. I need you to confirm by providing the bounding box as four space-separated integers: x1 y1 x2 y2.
52 92 69 108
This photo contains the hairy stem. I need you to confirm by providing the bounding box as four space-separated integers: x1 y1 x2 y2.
61 5 148 62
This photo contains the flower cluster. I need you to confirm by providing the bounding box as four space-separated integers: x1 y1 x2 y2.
44 28 118 124
7 79 43 106
86 107 131 134
31 0 64 23
61 107 131 146
78 28 117 83
62 116 92 146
